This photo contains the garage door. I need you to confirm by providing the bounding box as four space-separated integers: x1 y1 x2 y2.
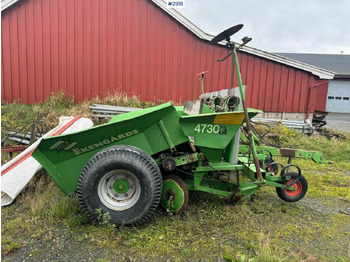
326 80 350 113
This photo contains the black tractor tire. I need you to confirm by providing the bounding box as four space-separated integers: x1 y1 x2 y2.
276 172 308 202
77 145 162 226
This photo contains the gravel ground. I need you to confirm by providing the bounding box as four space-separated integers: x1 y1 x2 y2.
3 195 350 262
324 113 350 132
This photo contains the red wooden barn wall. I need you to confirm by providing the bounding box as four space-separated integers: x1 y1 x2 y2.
1 0 327 113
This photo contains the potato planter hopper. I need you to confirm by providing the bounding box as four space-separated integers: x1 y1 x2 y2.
32 25 327 226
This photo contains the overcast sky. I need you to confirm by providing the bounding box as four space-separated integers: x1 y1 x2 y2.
178 0 350 54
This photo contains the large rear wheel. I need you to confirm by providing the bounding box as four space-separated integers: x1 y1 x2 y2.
77 145 162 226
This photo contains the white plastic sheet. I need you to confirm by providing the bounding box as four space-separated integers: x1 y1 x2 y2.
1 116 93 206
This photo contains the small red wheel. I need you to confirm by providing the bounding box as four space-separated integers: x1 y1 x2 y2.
284 180 303 197
276 172 308 202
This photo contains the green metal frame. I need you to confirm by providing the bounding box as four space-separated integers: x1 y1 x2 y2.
32 37 327 205
239 144 327 164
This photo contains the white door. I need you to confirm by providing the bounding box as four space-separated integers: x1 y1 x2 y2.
326 80 350 113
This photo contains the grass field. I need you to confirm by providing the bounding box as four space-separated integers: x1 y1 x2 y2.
2 92 350 261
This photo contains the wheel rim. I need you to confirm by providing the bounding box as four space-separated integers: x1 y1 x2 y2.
97 169 141 211
160 176 188 213
284 179 302 197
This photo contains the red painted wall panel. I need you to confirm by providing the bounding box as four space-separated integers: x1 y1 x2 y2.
42 0 52 100
278 67 289 112
9 10 20 101
17 3 28 103
1 51 5 100
2 13 13 101
1 0 327 114
264 61 275 112
58 0 68 99
313 80 329 112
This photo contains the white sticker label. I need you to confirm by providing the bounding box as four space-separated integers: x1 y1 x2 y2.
166 0 185 8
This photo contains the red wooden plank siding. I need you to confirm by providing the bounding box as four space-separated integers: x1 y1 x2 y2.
172 23 181 101
285 69 295 112
130 0 138 96
258 60 268 109
192 38 201 99
238 51 248 91
210 45 220 95
66 0 75 99
74 0 83 99
33 0 44 101
292 71 302 112
58 0 68 98
83 0 92 99
207 45 216 94
278 67 289 112
1 24 12 100
264 61 274 112
244 55 255 107
271 64 282 112
25 0 35 103
1 50 5 100
299 73 310 112
147 2 157 100
9 10 20 101
17 2 28 104
115 0 123 96
179 26 190 102
1 0 327 114
251 56 260 106
313 80 329 112
42 0 52 100
50 0 59 95
122 0 130 97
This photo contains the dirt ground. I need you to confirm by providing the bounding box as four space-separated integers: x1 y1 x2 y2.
2 184 350 262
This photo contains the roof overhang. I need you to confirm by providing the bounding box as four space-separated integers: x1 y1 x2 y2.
334 74 350 79
1 0 19 11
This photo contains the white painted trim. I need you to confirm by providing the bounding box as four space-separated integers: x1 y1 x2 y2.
1 0 19 11
151 0 213 41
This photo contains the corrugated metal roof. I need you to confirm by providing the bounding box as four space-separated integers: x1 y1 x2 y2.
277 53 350 78
1 0 335 80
